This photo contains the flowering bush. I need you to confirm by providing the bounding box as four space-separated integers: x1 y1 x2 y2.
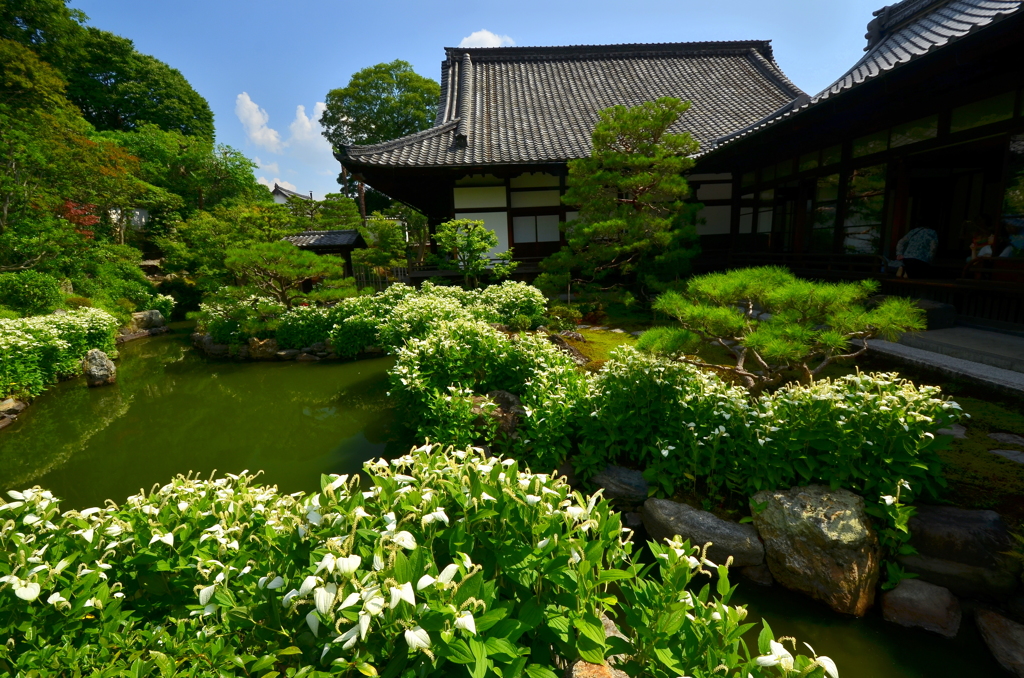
0 308 120 399
0 271 64 316
473 281 548 325
0 446 832 677
192 291 287 344
148 293 176 321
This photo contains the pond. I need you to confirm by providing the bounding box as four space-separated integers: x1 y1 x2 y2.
0 327 1005 676
0 325 402 509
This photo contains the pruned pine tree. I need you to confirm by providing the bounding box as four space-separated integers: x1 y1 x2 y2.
652 267 925 394
224 241 354 308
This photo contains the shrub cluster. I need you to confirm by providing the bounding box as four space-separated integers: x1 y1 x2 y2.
0 447 832 677
0 271 65 316
0 308 120 399
389 330 961 509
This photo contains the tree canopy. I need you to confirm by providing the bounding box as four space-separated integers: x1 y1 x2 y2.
536 97 701 305
321 60 440 148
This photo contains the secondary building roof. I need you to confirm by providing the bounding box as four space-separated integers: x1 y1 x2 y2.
283 230 363 248
708 0 1023 151
339 41 804 170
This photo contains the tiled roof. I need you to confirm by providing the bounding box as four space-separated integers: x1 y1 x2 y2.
283 230 362 247
708 0 1023 151
272 184 311 200
340 42 804 168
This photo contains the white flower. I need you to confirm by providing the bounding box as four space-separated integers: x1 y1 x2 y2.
364 594 386 616
315 553 336 575
339 592 361 609
326 474 349 491
390 582 415 608
314 584 337 616
417 574 437 590
199 584 216 606
306 610 320 635
83 597 103 609
422 509 449 526
882 495 895 506
438 563 460 585
149 532 174 547
392 531 417 550
480 492 496 502
537 537 551 549
177 501 189 511
817 655 839 678
373 554 384 571
13 580 41 602
405 626 431 650
358 610 371 639
756 641 794 670
525 495 541 506
306 509 322 526
282 589 300 608
266 576 285 590
298 575 318 597
47 592 67 606
335 626 359 650
455 610 477 635
354 506 370 519
335 554 362 576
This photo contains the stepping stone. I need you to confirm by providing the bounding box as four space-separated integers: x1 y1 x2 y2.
609 328 625 334
976 609 1024 677
990 432 1024 448
937 424 967 439
631 331 644 337
991 450 1024 465
882 579 961 638
577 324 591 329
590 326 608 331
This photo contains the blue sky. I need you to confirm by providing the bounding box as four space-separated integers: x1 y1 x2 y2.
73 0 883 200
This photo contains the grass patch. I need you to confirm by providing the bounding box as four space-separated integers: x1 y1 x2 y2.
566 329 637 363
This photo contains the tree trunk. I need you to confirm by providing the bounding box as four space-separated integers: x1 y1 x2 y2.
358 182 366 223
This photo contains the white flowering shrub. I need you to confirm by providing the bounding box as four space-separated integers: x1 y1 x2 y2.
0 308 120 398
473 281 548 325
149 293 176 321
0 447 831 677
376 294 475 351
193 292 287 344
579 346 960 504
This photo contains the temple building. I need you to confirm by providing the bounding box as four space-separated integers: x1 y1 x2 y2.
338 0 1024 329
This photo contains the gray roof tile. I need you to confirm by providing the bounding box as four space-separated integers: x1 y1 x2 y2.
283 230 361 247
340 41 802 168
707 0 1022 153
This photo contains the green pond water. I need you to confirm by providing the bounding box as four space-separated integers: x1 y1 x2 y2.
0 327 1004 676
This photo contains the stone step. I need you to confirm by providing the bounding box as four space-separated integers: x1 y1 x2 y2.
867 338 1024 396
898 327 1024 375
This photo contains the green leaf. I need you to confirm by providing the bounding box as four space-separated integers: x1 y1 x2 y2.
277 647 303 657
597 569 632 583
524 666 558 678
251 655 277 672
757 620 775 655
484 637 520 661
469 638 489 678
444 639 476 665
356 662 379 676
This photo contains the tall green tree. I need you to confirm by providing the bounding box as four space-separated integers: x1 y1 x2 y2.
537 97 701 305
65 28 214 140
224 241 354 308
321 60 440 148
0 0 86 67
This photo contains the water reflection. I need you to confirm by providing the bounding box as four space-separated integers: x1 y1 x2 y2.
0 326 401 508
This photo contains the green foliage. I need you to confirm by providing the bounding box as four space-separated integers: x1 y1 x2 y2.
63 296 92 309
539 97 701 304
192 290 286 344
224 241 356 309
321 60 440 148
0 270 63 315
66 28 214 140
434 219 518 288
0 307 119 398
0 448 826 677
545 304 583 331
636 326 699 357
653 267 927 393
0 307 19 320
865 480 921 590
149 293 175 320
354 215 407 270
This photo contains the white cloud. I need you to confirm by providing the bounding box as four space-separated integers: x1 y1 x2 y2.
253 156 280 175
287 102 334 165
458 29 515 48
257 177 297 192
236 93 284 153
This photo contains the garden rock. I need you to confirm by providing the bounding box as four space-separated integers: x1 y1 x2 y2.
296 353 320 361
83 349 116 387
993 450 1024 465
0 398 27 416
881 579 961 638
590 465 648 503
129 309 165 332
469 390 524 436
750 485 880 616
0 416 13 431
642 498 764 567
547 333 589 366
566 662 628 678
560 330 585 342
276 349 300 360
976 609 1024 677
990 432 1024 448
936 423 967 439
193 333 229 357
610 328 625 334
248 338 279 360
739 564 774 587
909 505 1014 568
897 555 1019 600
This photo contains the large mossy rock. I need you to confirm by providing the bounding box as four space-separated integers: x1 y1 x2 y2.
750 485 880 616
899 505 1020 600
881 578 961 638
642 498 764 567
83 349 116 387
977 609 1024 677
129 309 165 332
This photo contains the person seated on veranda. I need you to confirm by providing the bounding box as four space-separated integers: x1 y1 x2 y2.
895 225 938 278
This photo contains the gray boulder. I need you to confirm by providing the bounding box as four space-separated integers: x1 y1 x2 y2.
897 555 1019 600
977 609 1024 677
129 309 165 332
0 398 27 415
642 498 763 567
591 466 649 504
881 579 961 638
83 349 116 387
990 432 1024 448
276 349 300 360
248 337 279 360
751 485 880 616
993 450 1024 465
739 564 774 587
